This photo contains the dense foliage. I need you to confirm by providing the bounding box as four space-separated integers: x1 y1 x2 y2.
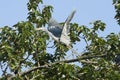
0 0 120 80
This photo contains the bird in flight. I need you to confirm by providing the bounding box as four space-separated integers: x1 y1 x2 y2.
35 10 76 46
35 10 77 54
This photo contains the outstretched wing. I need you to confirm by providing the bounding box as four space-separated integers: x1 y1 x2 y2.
64 10 76 26
48 18 63 38
60 10 76 46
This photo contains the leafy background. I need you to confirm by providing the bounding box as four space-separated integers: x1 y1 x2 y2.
0 0 120 80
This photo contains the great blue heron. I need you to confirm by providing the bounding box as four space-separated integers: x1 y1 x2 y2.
35 10 77 53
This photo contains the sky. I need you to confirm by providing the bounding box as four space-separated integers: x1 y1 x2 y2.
0 0 120 76
0 0 119 34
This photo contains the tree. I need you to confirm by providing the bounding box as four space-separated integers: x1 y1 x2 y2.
0 0 120 80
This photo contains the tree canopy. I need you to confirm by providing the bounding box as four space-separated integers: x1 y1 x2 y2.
0 0 120 80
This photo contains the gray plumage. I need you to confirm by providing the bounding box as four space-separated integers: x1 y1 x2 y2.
35 10 76 46
48 18 62 38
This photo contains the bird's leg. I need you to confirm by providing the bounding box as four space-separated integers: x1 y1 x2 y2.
67 45 78 58
67 46 78 54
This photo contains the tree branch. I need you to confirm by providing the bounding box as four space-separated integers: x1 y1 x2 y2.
8 53 107 79
62 54 106 63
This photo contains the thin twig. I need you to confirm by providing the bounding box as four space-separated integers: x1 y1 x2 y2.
14 54 30 74
0 62 8 76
